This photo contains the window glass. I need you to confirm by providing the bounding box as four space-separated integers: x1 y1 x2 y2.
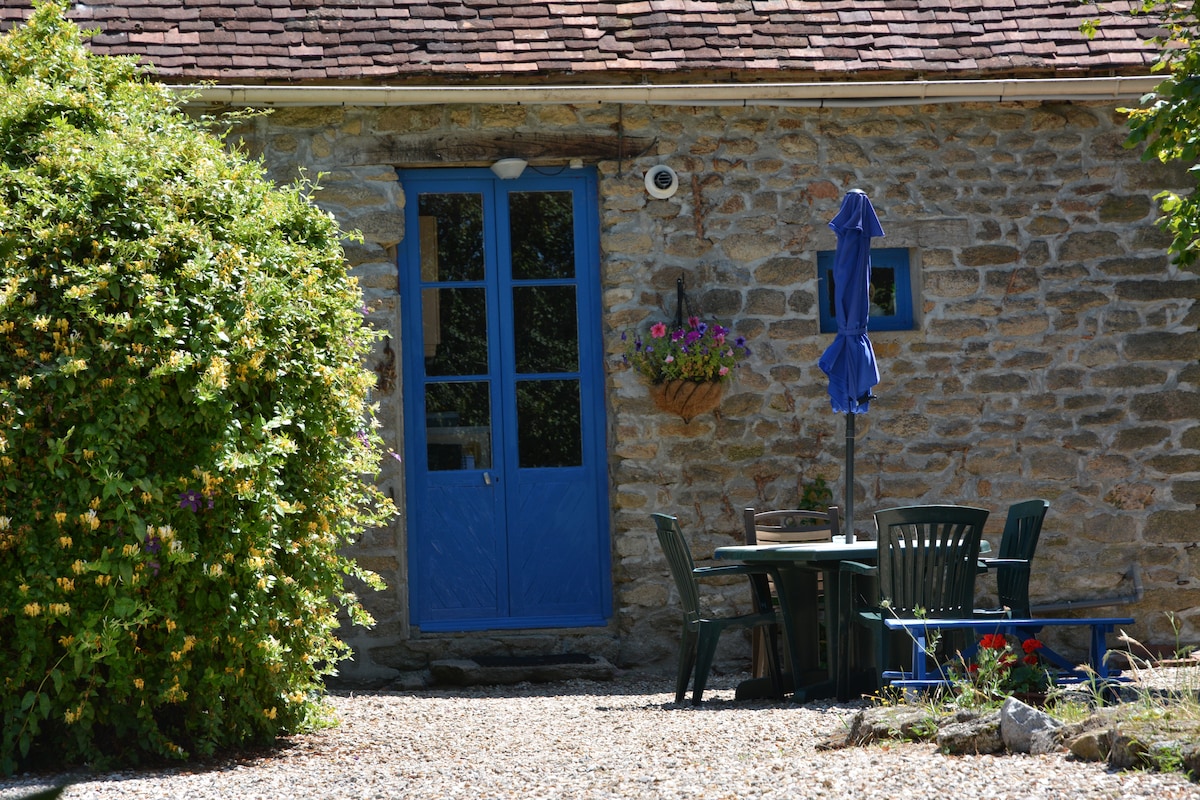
817 247 914 333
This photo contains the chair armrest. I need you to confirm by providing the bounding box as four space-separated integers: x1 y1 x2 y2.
695 564 778 615
839 559 877 577
978 558 1030 571
693 564 774 579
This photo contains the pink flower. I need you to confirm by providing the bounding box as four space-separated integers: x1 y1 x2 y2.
719 366 729 376
650 322 667 338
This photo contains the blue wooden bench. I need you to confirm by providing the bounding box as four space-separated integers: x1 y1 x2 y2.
881 616 1135 690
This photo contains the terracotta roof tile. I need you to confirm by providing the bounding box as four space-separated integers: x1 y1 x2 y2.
0 0 1164 83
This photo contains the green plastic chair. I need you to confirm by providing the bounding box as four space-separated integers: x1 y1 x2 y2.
652 512 783 704
975 499 1050 619
837 504 989 696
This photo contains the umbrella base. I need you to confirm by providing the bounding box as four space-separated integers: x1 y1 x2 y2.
649 380 725 423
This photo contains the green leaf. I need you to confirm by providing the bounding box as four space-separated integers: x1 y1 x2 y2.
112 596 136 618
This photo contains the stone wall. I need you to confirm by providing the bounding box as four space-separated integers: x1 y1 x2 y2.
229 98 1199 682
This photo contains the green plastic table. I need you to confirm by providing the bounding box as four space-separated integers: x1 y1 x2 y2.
715 537 991 702
714 537 878 702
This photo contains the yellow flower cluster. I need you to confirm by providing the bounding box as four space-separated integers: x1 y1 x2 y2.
162 680 188 703
150 524 176 545
62 358 88 375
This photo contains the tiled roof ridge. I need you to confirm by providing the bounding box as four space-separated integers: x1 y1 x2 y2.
0 1 1164 84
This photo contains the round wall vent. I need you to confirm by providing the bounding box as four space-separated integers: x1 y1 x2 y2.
644 165 679 199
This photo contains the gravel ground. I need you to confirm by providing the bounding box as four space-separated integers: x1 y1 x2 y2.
2 669 1199 800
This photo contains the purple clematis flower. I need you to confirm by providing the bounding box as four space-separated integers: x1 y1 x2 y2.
179 490 203 512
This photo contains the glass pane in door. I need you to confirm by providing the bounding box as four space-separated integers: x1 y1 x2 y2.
516 379 582 468
509 191 575 279
418 194 485 282
425 381 492 471
422 287 488 376
512 285 578 374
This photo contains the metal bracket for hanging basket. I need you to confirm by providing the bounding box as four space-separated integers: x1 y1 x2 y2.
673 274 695 330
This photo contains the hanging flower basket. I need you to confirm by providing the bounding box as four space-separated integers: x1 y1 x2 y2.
649 379 725 423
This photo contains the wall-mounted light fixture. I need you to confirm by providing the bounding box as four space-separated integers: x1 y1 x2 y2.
490 158 528 180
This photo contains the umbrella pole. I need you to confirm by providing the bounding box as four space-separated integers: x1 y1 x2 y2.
844 412 855 543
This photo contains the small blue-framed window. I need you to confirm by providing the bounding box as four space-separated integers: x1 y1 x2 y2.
817 247 914 333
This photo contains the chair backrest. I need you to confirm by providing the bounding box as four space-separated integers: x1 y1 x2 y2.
995 499 1050 616
652 513 701 621
743 506 840 545
872 504 990 618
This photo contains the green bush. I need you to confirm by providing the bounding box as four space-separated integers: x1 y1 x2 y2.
0 2 393 772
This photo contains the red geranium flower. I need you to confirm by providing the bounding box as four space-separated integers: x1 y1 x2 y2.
1021 638 1043 654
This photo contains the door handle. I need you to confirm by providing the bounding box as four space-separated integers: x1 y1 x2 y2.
483 472 492 486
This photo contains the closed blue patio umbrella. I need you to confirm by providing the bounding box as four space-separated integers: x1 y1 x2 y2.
818 190 884 543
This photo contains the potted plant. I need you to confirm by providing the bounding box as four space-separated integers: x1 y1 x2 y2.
621 316 750 422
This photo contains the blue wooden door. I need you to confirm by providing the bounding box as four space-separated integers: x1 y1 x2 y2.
397 168 611 631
